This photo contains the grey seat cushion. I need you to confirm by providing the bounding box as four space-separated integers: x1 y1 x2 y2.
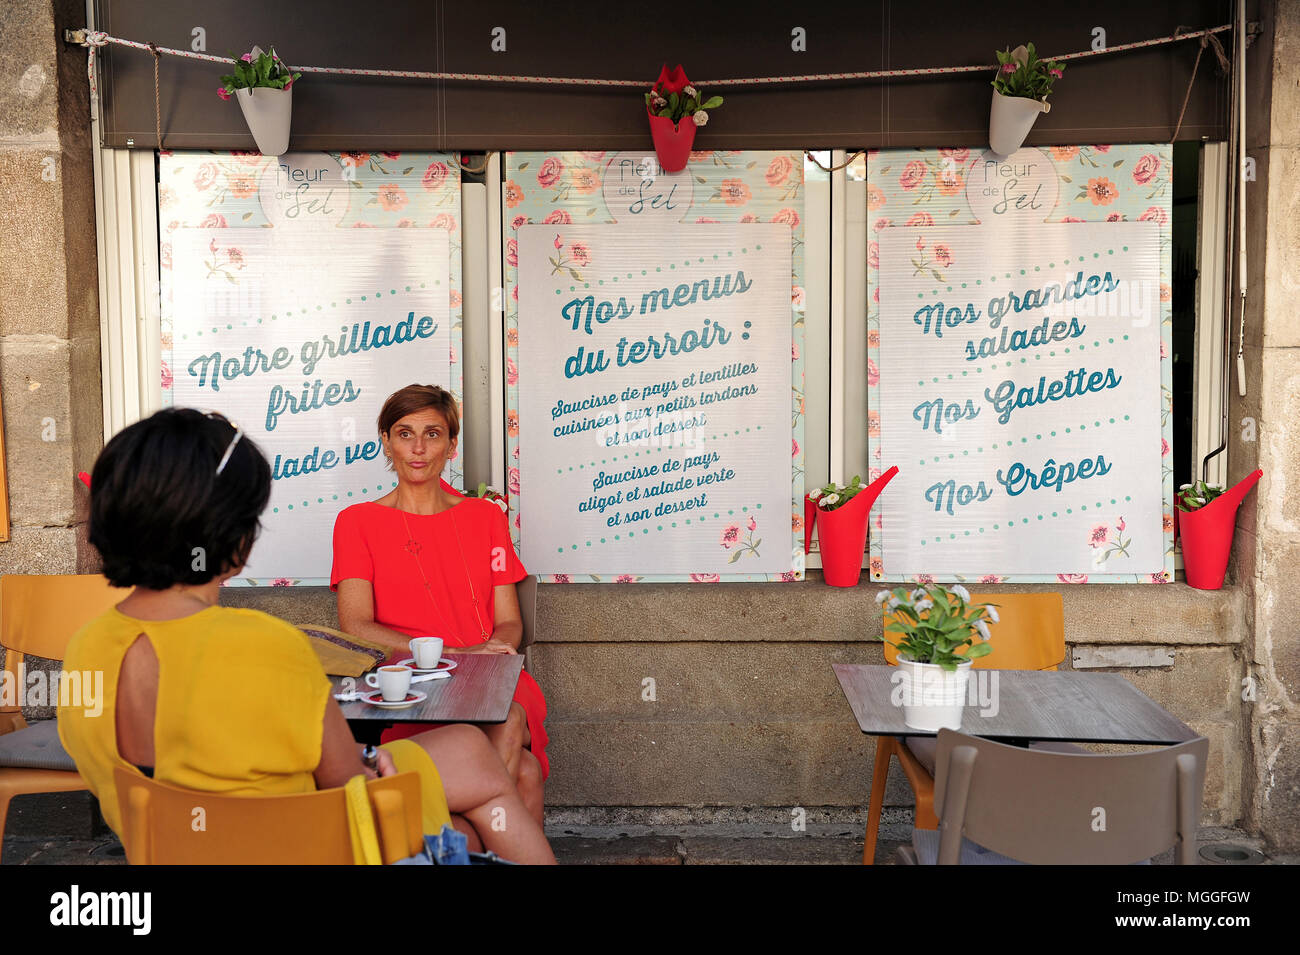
0 719 78 772
904 735 1087 776
912 827 1025 865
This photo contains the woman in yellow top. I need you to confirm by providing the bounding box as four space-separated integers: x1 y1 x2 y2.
59 408 554 864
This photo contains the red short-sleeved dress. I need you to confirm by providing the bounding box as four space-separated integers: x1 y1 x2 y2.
330 484 549 778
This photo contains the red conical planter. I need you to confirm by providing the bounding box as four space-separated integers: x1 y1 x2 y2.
804 494 817 554
1179 468 1261 590
816 466 899 587
646 111 696 173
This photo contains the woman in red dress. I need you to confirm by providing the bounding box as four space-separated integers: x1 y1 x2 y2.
332 384 547 823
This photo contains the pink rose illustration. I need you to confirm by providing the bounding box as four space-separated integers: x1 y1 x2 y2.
765 155 795 186
868 357 879 387
615 574 637 584
690 573 721 583
720 524 741 549
1139 206 1167 224
979 575 1004 583
449 290 462 307
198 213 227 229
899 160 926 190
1161 437 1170 457
906 212 934 227
507 357 518 385
772 207 800 229
193 163 218 191
551 574 571 584
933 244 953 268
739 213 759 223
508 467 520 495
791 286 805 306
543 209 572 225
161 362 173 390
272 578 293 587
432 213 458 232
511 214 530 231
537 156 565 188
873 217 893 232
396 218 414 227
568 242 591 267
506 238 518 267
1057 574 1089 584
939 147 970 164
422 161 450 191
1089 524 1110 548
868 241 879 269
792 438 800 458
779 571 798 582
914 574 936 585
378 184 408 211
792 342 799 361
1132 154 1160 185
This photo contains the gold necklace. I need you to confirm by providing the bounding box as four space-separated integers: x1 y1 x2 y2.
400 506 490 642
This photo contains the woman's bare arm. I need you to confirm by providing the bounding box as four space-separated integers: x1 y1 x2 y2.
314 699 393 789
491 582 524 650
336 577 418 653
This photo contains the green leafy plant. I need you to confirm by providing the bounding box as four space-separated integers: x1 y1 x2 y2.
1176 480 1225 512
991 42 1064 101
463 481 509 513
809 475 869 512
644 85 723 127
879 583 998 672
217 46 300 100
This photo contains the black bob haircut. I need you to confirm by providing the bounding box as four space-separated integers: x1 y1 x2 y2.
89 408 272 589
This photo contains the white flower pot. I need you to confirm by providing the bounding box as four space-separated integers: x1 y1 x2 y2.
895 656 972 731
236 86 292 156
989 90 1049 158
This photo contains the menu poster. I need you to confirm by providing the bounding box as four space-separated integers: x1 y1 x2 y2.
875 222 1164 577
160 151 463 584
866 144 1175 583
516 224 793 576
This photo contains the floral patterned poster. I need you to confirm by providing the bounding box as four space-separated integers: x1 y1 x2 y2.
503 151 806 583
159 151 463 586
866 144 1175 585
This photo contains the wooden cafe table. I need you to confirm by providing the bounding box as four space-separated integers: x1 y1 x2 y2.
334 655 525 744
833 665 1197 746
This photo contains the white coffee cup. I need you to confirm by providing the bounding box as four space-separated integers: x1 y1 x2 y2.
410 637 444 669
366 665 413 702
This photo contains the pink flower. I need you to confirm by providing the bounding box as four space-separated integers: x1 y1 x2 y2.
578 151 606 162
914 574 936 585
868 242 879 269
1150 572 1169 584
241 53 253 62
377 183 408 211
198 213 227 228
979 575 1004 583
1049 68 1063 78
933 244 953 268
1139 206 1167 224
939 147 970 164
272 578 293 587
906 212 933 227
283 78 293 90
899 160 926 191
381 151 401 160
772 208 800 229
1161 437 1170 457
160 362 173 390
868 357 879 387
193 163 218 191
720 524 741 549
1132 154 1161 185
765 155 795 186
1089 524 1110 547
873 217 892 232
792 438 800 458
512 285 518 301
690 573 721 583
739 213 759 223
511 214 530 231
568 242 591 266
396 218 413 228
791 286 805 306
792 342 799 360
696 217 720 223
554 233 563 250
1092 144 1112 153
543 209 572 225
779 571 798 582
449 290 462 308
508 467 520 495
1057 574 1089 584
422 161 450 191
1060 216 1085 223
217 87 231 101
537 156 565 188
1001 63 1017 74
551 574 571 584
747 516 757 532
507 357 518 385
226 248 244 268
431 213 457 232
1106 212 1125 222
506 238 518 267
615 574 637 583
915 236 925 253
1117 516 1126 532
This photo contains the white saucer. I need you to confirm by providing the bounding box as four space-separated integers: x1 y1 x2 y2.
396 657 457 674
362 689 428 709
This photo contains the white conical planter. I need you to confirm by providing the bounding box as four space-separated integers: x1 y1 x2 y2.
236 86 292 156
989 90 1049 158
895 656 972 731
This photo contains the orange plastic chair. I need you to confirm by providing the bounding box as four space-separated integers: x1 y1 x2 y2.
0 574 128 862
114 766 426 864
863 591 1066 864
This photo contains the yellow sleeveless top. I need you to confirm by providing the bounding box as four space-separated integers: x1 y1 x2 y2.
58 605 332 837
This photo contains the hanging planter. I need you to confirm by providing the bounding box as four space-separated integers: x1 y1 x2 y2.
988 43 1063 157
643 64 722 173
810 466 898 587
218 45 300 157
1177 470 1262 590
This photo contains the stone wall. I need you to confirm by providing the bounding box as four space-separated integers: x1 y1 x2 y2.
0 0 102 574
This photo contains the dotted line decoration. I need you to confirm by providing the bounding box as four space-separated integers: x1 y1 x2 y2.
913 335 1132 387
557 425 764 474
914 415 1132 466
271 480 398 513
181 283 434 340
917 495 1134 545
555 503 764 553
918 249 1129 300
555 246 760 295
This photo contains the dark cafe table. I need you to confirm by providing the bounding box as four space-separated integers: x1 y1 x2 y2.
833 664 1198 746
334 654 525 745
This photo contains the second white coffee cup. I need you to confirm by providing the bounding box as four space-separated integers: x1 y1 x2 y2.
410 637 445 669
366 665 413 702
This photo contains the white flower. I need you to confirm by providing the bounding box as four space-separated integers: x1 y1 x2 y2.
910 588 926 600
875 590 891 605
887 596 902 611
951 584 971 602
974 619 991 641
494 497 509 513
684 85 698 98
1179 483 1194 490
915 599 934 613
692 110 709 127
808 488 822 500
822 492 840 506
985 605 1000 624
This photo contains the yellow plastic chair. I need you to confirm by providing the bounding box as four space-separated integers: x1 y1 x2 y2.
114 766 426 864
0 574 128 862
863 591 1066 865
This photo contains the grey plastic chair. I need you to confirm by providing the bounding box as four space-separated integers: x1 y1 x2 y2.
516 575 538 651
898 728 1209 865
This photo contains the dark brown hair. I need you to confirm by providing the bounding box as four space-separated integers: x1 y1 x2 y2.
377 384 460 444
